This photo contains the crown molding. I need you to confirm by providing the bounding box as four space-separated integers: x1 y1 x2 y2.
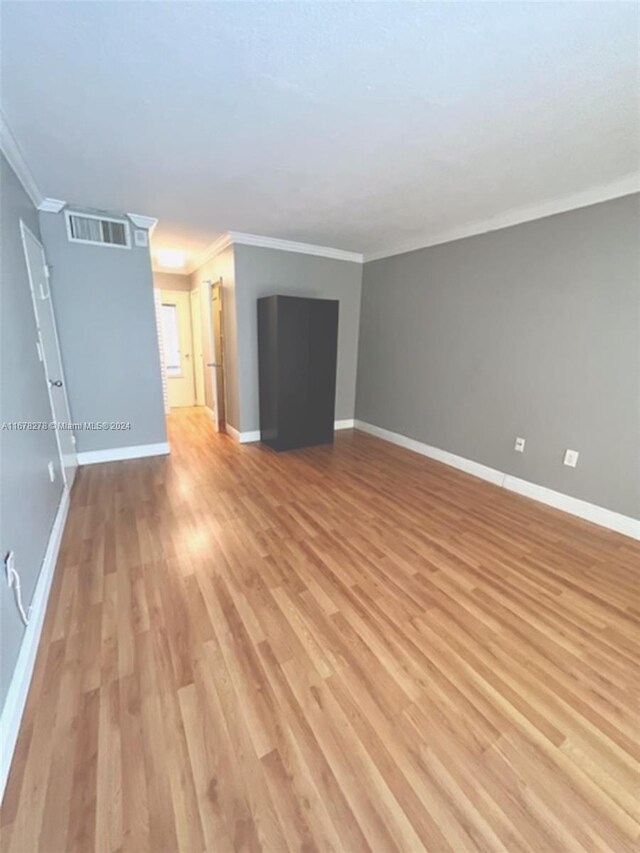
364 174 640 262
153 175 640 273
38 197 66 213
228 232 363 264
186 233 234 274
127 212 158 233
0 109 44 208
186 231 363 275
152 263 190 275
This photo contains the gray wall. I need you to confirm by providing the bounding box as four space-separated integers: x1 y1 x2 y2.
356 195 640 518
0 154 65 706
39 210 166 453
233 245 363 433
189 245 241 428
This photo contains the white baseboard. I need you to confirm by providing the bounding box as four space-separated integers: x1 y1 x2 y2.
77 441 170 465
501 475 640 540
354 420 640 540
206 417 255 444
226 424 260 443
225 424 260 444
225 424 240 441
0 488 70 801
238 430 261 444
229 420 355 444
355 420 505 486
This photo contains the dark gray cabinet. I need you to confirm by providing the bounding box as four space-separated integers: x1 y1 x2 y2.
257 295 339 451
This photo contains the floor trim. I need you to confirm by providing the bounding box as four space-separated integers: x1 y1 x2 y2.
354 419 640 540
77 441 170 465
238 430 261 444
226 423 261 444
501 475 640 539
228 420 355 444
0 488 70 801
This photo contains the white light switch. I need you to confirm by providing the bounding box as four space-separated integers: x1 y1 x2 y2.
563 449 579 468
514 437 525 452
48 461 55 482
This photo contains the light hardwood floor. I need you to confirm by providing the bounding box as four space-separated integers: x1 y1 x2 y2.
1 407 638 852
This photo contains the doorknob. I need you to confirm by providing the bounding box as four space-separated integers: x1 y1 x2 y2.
49 379 63 388
207 362 221 367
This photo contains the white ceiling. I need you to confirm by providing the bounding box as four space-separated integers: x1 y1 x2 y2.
2 1 638 267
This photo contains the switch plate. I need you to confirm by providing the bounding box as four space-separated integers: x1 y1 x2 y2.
48 461 55 482
563 449 579 468
514 437 525 452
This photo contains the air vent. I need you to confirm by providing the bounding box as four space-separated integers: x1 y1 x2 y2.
64 211 131 248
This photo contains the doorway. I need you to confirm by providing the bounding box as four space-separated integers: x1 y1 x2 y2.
160 290 195 407
155 279 228 436
20 222 78 489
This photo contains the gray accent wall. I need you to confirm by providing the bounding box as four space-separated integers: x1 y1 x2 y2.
39 210 166 453
356 195 640 518
0 154 64 706
233 245 363 433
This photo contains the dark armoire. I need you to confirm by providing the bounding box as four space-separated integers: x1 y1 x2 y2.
257 295 339 451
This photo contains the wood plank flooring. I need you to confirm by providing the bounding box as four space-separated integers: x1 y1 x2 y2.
1 407 639 852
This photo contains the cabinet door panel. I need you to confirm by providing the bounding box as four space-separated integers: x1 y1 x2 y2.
257 297 279 444
277 297 310 449
306 299 338 445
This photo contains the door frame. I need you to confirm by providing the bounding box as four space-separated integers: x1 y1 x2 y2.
206 278 227 432
190 288 205 406
20 220 78 489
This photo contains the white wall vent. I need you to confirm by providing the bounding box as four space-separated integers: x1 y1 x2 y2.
64 210 131 248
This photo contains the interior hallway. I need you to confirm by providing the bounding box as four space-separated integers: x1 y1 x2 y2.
1 407 638 852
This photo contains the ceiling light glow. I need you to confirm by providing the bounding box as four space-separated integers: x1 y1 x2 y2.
156 248 186 269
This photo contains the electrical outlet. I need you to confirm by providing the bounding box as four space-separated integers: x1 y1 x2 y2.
514 437 525 452
563 449 579 468
48 460 56 482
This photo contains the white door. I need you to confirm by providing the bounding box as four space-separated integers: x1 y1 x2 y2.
208 281 226 431
190 288 205 405
20 222 78 489
161 290 195 407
